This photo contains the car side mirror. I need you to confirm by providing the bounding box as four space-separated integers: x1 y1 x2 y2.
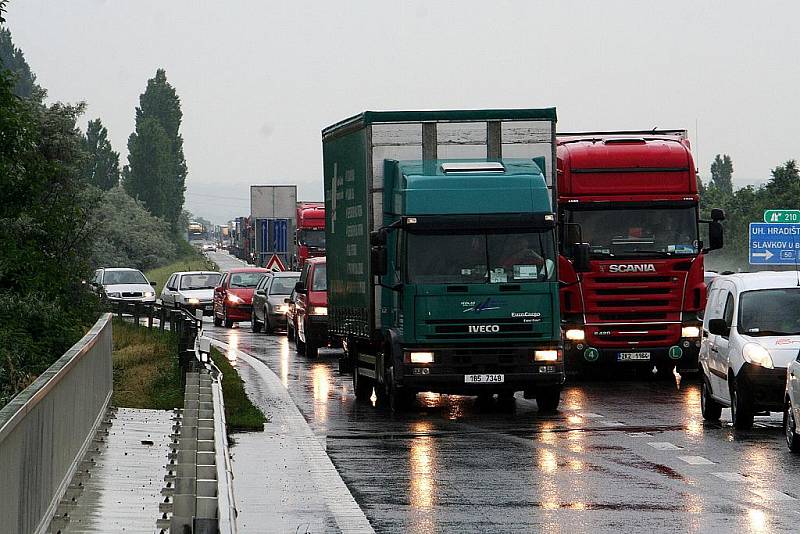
256 289 265 295
708 318 728 336
294 281 306 293
150 281 157 287
371 245 388 276
573 243 591 273
284 298 291 304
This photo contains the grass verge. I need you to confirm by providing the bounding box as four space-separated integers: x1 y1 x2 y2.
111 319 183 409
210 347 266 431
146 252 218 290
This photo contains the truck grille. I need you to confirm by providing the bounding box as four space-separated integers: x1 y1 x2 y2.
423 318 545 340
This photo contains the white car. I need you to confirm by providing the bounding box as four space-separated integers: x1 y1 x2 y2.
786 355 800 452
160 271 221 315
700 271 800 429
91 268 156 303
202 243 217 252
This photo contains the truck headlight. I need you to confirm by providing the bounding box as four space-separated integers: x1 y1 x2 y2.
408 351 434 364
742 343 774 369
534 350 561 362
681 325 701 338
565 329 585 341
187 297 200 305
310 306 327 316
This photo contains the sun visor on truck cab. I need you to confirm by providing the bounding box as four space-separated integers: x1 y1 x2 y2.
400 213 555 231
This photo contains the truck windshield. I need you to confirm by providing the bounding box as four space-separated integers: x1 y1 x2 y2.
738 288 800 336
563 206 698 257
299 229 325 249
406 230 556 284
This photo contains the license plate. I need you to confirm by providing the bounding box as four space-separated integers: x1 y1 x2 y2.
464 374 505 384
617 352 651 362
204 305 212 311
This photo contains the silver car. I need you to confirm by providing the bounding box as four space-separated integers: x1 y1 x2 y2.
160 271 221 315
91 268 156 303
251 271 300 333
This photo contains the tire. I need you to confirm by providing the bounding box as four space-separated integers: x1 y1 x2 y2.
295 328 304 354
223 306 234 329
385 367 415 412
287 318 295 341
730 378 754 430
264 308 274 334
353 367 372 401
213 311 222 327
784 402 800 453
304 336 318 358
535 386 561 412
250 310 262 333
700 377 723 421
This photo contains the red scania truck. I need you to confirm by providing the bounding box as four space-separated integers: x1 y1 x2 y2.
557 130 724 373
294 202 325 268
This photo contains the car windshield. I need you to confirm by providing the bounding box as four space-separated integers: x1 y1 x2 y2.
311 265 327 291
738 287 800 336
299 229 325 249
406 230 556 284
180 273 220 290
270 276 299 295
103 270 147 285
563 206 698 257
229 272 265 288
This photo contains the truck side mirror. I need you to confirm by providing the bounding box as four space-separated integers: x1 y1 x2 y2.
370 229 388 247
573 243 591 273
711 208 726 222
706 221 724 252
371 246 388 277
708 318 728 336
294 281 306 294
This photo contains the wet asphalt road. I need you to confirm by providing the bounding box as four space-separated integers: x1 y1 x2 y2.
207 251 800 533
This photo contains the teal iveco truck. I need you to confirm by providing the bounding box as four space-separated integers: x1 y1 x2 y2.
323 109 563 410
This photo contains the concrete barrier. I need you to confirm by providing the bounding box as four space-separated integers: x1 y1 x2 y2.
0 313 113 534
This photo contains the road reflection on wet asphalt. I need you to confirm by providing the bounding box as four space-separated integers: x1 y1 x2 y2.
205 253 800 533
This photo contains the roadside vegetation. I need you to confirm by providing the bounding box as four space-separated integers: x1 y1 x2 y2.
146 253 219 290
210 347 266 431
111 319 183 409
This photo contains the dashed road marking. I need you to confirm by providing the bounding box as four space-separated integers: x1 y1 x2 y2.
603 421 626 427
712 472 749 482
580 412 605 419
678 455 715 465
750 488 796 501
648 442 683 450
626 432 653 437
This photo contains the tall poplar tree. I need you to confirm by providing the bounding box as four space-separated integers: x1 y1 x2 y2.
83 118 120 190
124 69 187 231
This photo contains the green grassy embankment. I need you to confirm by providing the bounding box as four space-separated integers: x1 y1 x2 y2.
145 253 218 290
210 347 266 431
111 318 183 409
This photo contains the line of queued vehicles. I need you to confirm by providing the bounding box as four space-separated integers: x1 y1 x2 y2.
91 108 800 453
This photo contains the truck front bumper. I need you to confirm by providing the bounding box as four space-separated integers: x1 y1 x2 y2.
565 339 701 369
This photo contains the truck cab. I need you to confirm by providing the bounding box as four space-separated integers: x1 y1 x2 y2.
557 131 724 373
295 202 325 268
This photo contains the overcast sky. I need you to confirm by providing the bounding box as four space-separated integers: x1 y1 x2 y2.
8 1 800 224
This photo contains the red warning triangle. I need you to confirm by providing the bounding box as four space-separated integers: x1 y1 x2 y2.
265 254 286 272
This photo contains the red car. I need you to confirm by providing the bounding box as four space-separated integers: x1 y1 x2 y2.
290 257 328 358
213 268 268 328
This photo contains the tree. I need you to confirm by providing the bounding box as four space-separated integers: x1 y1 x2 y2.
83 118 120 190
124 69 187 232
710 154 734 194
0 26 43 100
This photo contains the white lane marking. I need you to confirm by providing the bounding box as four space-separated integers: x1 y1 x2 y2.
602 421 626 427
750 488 796 501
712 472 749 482
210 339 375 534
678 456 715 465
579 412 605 419
626 432 653 437
648 442 683 450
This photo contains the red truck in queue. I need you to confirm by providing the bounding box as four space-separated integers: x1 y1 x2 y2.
557 130 725 373
295 202 325 268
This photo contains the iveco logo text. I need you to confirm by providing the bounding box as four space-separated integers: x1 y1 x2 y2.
608 264 656 273
468 325 500 333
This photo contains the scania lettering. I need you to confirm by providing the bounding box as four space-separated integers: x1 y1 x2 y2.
557 130 725 373
324 109 564 411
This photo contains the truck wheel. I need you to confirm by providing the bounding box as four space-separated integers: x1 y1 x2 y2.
535 386 561 413
784 401 800 452
700 376 722 421
353 368 372 401
250 310 262 333
385 367 415 412
730 378 754 430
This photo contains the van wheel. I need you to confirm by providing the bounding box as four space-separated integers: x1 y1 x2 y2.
700 377 722 421
535 386 561 413
730 379 754 430
353 367 372 401
784 402 800 452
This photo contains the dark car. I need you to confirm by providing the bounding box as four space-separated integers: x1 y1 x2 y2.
212 268 268 328
251 271 300 334
292 257 327 358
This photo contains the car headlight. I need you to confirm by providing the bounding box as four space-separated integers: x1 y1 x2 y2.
407 351 434 364
565 329 585 341
310 306 327 316
107 292 121 298
227 294 243 304
742 343 774 369
534 349 561 362
187 297 200 305
681 325 701 338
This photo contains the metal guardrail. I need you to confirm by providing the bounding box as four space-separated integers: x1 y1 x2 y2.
0 313 113 534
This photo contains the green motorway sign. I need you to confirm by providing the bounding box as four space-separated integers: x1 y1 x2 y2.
764 210 800 223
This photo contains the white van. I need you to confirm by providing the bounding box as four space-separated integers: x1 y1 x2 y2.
699 271 800 429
